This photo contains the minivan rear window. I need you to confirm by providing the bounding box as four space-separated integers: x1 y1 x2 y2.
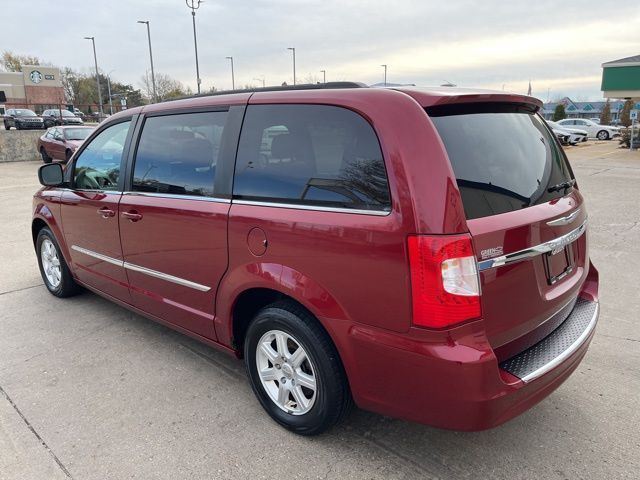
428 103 574 220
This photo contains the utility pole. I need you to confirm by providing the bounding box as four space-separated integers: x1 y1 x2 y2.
253 77 265 88
320 70 326 83
226 56 235 90
84 36 103 115
185 0 203 94
287 47 296 85
381 64 387 86
137 20 157 102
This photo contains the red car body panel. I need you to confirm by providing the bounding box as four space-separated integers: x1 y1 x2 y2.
38 126 94 162
32 86 599 431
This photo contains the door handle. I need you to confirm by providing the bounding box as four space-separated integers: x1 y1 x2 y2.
97 207 115 218
122 210 143 222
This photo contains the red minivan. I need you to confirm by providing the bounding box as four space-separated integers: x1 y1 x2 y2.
33 83 599 435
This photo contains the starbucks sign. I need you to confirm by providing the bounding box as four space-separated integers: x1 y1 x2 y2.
29 70 43 84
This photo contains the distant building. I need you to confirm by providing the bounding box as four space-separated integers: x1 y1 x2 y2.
0 65 65 115
601 55 640 99
541 97 627 122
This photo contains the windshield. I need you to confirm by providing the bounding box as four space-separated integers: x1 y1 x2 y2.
61 110 76 117
15 109 37 117
428 103 574 220
64 128 93 141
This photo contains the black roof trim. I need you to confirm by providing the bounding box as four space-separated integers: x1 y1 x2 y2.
163 82 367 102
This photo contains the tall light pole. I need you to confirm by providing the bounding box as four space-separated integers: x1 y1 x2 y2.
320 70 326 83
381 64 387 86
137 20 157 103
185 0 203 94
84 36 103 115
253 77 265 88
226 56 235 90
107 69 116 115
287 47 296 85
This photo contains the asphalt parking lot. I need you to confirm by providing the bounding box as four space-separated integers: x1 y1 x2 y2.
1 139 639 480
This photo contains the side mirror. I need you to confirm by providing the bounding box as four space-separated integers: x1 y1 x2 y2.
38 163 64 187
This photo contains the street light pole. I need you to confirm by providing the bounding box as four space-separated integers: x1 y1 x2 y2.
381 64 387 86
84 36 103 115
320 70 326 83
226 56 235 90
137 20 157 103
253 77 265 88
287 47 296 85
107 69 115 115
185 0 203 94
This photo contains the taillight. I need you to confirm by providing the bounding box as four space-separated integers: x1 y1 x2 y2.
408 234 481 329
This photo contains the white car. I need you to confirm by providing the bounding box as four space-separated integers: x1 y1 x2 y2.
557 118 620 140
547 121 588 145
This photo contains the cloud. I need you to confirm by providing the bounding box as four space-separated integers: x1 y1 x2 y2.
2 0 638 99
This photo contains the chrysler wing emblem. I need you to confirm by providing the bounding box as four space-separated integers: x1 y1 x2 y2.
547 208 581 227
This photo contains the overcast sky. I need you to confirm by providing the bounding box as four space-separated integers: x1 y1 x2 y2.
3 0 639 101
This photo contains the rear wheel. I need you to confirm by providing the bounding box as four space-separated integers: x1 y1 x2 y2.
40 148 52 164
244 300 352 435
36 227 80 298
597 130 609 140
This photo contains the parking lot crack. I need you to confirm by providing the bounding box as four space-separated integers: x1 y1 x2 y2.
0 384 73 479
0 283 43 296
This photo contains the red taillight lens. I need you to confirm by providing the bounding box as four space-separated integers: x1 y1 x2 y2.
408 234 481 329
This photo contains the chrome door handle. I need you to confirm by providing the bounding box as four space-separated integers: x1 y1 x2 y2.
97 207 115 218
122 211 143 222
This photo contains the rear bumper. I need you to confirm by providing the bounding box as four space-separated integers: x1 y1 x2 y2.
339 294 598 431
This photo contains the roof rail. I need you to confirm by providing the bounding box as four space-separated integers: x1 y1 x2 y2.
164 82 367 102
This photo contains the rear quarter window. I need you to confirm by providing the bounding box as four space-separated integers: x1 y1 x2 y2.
233 104 391 212
428 103 574 220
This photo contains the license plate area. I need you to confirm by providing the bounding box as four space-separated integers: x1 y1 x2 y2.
543 244 574 285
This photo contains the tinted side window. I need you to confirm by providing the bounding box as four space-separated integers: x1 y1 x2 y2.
132 111 227 197
233 105 390 211
73 120 130 191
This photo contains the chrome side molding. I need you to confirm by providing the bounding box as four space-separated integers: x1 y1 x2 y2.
70 245 211 292
477 219 588 271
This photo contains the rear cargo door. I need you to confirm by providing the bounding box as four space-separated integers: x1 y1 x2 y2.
429 103 590 356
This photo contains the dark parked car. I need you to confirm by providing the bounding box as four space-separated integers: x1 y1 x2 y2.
41 109 84 128
4 108 45 130
38 126 95 163
33 83 599 435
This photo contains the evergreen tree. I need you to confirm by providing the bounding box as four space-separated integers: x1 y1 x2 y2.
553 104 567 121
600 100 611 125
620 99 634 127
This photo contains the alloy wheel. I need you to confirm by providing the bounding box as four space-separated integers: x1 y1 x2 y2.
40 238 62 288
256 329 317 415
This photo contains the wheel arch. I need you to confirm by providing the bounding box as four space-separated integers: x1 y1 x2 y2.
216 263 350 358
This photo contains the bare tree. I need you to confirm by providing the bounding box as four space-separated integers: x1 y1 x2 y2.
0 51 46 71
140 70 192 102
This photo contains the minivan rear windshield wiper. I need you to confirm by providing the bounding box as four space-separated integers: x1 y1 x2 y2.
547 179 576 193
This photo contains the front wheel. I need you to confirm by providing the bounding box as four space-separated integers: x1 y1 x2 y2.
40 148 52 164
3 122 9 130
244 301 352 435
36 227 81 297
597 130 610 140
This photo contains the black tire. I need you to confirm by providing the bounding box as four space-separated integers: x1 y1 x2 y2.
597 130 609 141
244 300 352 435
35 227 81 298
3 122 9 130
65 149 72 162
40 148 52 164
